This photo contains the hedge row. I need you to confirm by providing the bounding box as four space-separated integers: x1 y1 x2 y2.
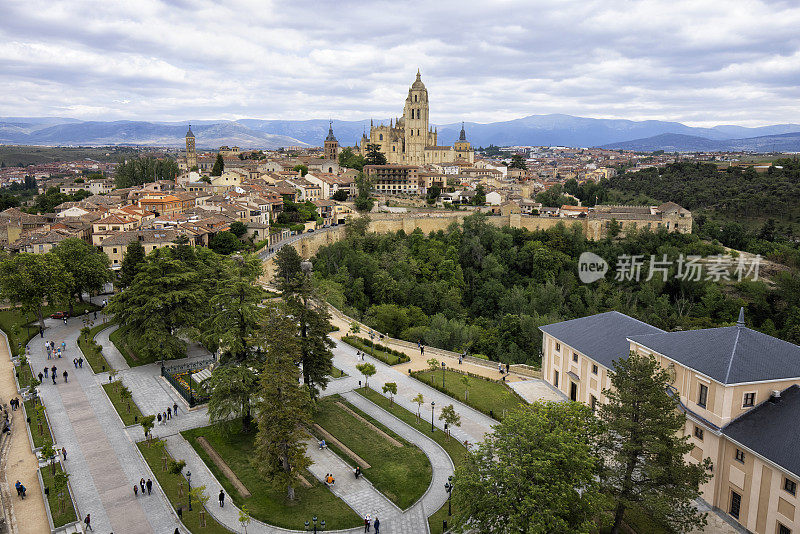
342 335 410 365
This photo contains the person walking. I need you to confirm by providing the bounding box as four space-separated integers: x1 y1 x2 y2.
38 372 43 383
374 517 380 534
63 370 68 383
78 357 83 368
139 478 146 494
134 484 138 497
157 413 162 425
43 367 48 378
167 407 171 420
62 447 67 461
364 513 371 532
84 513 93 531
219 489 225 507
73 358 78 369
146 478 152 495
173 402 178 416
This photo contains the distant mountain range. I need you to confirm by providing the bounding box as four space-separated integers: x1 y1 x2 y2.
2 115 800 152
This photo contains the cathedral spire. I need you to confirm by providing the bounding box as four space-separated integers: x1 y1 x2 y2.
459 121 467 141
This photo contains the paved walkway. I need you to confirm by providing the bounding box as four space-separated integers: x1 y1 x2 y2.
0 332 49 534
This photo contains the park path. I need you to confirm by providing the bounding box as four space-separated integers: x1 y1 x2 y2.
0 332 49 534
27 310 180 534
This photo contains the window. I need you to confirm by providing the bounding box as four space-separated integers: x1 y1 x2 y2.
698 384 708 408
570 382 578 402
779 524 791 534
113 248 118 254
785 478 797 496
694 426 704 440
730 490 741 519
743 392 756 407
590 395 597 413
592 364 598 375
735 449 745 463
572 352 579 363
555 342 561 352
379 134 383 141
553 370 559 388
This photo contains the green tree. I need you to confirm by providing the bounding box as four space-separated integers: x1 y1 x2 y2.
509 154 528 170
273 246 303 290
331 189 349 201
0 253 71 329
438 404 461 440
209 231 242 255
356 362 376 390
115 157 179 188
141 415 155 441
607 218 622 238
202 254 265 363
365 143 387 166
41 442 57 475
382 382 397 404
354 171 374 212
338 147 367 171
453 402 603 533
473 184 486 205
107 248 203 362
600 352 712 534
211 154 224 176
53 469 70 514
413 393 424 421
206 365 260 432
254 305 312 500
426 185 441 205
119 240 146 289
293 164 309 177
52 238 111 310
229 221 248 238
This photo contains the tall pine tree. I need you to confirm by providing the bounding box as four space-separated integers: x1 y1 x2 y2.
600 352 712 534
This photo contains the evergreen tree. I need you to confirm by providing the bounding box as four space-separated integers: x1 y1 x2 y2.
206 364 260 432
52 238 111 309
273 246 303 291
600 352 712 534
509 154 528 170
119 240 146 289
254 305 312 500
0 253 71 329
211 154 224 176
365 143 387 165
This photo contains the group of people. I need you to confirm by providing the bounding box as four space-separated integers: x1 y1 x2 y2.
9 397 20 410
38 364 69 385
72 357 84 369
363 513 380 533
156 403 179 425
14 480 26 499
45 340 66 360
133 477 154 497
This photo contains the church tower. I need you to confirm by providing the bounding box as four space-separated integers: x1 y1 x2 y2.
185 125 197 170
324 121 339 161
403 69 429 165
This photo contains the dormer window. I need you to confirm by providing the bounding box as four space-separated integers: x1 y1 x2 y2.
742 392 756 408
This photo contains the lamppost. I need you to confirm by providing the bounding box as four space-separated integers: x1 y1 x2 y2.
305 516 325 533
444 475 453 516
441 360 446 388
431 401 436 433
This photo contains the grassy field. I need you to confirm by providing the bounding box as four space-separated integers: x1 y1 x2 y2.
0 302 97 357
353 388 468 534
15 359 36 389
137 441 233 534
40 463 78 528
413 368 524 421
78 322 114 373
341 335 409 365
109 327 152 367
182 423 362 530
24 398 53 449
102 381 144 426
313 395 431 510
330 367 346 378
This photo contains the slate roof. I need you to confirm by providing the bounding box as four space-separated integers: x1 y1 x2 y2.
628 326 800 385
723 385 800 477
539 311 664 370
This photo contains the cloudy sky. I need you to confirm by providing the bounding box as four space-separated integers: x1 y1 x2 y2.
2 0 800 126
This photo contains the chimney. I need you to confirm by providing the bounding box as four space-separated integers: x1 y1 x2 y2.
770 390 782 403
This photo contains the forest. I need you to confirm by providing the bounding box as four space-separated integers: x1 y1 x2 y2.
313 215 800 365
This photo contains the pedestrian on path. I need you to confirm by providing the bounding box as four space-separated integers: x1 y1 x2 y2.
63 317 67 325
146 478 152 495
63 370 68 383
62 341 66 351
173 402 178 416
134 484 138 497
139 478 145 494
38 372 43 383
78 357 83 368
374 517 380 534
364 514 371 532
219 489 225 507
157 413 162 425
84 513 92 531
73 358 78 369
163 410 167 424
167 407 171 420
62 447 67 461
43 367 48 378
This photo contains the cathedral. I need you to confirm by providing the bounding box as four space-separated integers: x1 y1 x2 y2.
359 70 475 165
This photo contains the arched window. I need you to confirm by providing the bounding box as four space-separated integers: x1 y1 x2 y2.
416 109 420 119
414 95 418 102
379 133 383 141
392 146 396 152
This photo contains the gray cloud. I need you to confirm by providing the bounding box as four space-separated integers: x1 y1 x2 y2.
1 0 799 126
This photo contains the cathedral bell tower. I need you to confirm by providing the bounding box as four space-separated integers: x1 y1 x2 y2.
403 69 429 164
185 125 197 170
324 121 339 161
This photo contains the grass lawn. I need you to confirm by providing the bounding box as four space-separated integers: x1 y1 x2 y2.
40 463 78 528
109 327 151 367
24 398 53 450
182 423 362 530
330 367 346 378
353 388 467 534
0 302 98 356
341 335 409 365
15 360 36 389
78 322 114 373
313 395 432 510
413 369 524 420
102 381 144 426
137 441 232 534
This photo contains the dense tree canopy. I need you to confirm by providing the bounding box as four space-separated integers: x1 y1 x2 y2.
115 157 178 188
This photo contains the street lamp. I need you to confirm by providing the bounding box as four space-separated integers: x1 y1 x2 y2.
305 516 325 533
441 360 446 388
431 401 436 433
444 475 453 516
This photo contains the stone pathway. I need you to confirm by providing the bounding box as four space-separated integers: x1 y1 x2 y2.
0 332 49 534
508 377 564 403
